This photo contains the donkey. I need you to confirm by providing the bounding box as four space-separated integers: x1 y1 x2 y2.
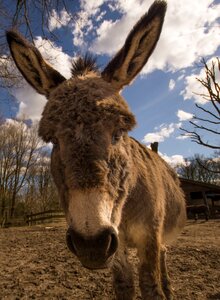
7 1 186 299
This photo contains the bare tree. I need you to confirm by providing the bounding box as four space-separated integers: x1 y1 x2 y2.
176 153 220 185
25 151 60 214
181 57 220 150
0 0 74 89
0 120 42 219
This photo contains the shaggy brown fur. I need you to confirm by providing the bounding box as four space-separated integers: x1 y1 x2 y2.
7 1 186 299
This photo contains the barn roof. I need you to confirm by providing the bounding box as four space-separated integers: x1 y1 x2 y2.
180 177 220 195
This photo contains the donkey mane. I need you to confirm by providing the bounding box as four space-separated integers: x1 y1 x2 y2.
71 53 99 77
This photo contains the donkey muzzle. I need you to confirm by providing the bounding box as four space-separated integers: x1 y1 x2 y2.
66 226 118 269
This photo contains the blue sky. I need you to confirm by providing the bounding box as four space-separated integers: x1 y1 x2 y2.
1 0 220 165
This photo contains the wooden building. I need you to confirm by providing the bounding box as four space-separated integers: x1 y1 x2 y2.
180 178 220 220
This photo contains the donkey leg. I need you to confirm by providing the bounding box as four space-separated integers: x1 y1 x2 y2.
138 236 166 300
111 246 135 300
160 247 174 300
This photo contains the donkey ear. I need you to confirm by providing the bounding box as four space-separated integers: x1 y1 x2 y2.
102 0 167 89
6 30 66 96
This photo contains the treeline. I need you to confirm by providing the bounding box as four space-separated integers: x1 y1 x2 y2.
176 153 220 184
0 119 60 225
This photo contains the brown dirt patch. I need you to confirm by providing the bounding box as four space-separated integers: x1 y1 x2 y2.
0 220 219 299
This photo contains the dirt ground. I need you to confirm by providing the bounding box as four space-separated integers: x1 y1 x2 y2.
0 220 219 300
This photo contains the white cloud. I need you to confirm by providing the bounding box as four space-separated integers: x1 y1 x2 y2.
160 152 186 167
73 11 93 47
176 134 191 140
97 11 106 22
182 56 220 104
80 0 105 14
49 9 72 31
92 0 149 55
93 19 120 52
34 37 72 78
15 85 47 121
169 79 175 90
177 74 185 81
142 122 181 144
91 0 220 74
177 110 194 121
72 0 106 47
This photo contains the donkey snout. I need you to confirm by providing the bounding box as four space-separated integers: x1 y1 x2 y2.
66 226 118 269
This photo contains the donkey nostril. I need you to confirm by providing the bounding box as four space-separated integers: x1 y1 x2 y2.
106 232 118 258
66 226 118 263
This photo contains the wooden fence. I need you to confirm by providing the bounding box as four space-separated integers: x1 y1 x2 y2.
25 210 65 226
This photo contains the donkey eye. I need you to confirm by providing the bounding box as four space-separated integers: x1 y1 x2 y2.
112 130 123 145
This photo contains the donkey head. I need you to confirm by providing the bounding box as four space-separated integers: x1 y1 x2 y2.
7 1 167 269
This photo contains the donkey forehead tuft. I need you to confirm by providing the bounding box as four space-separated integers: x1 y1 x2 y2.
71 54 99 78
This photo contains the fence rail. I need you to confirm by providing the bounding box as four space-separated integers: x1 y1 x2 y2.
26 210 65 226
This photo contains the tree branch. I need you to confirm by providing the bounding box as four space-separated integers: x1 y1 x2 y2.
193 116 220 125
189 121 220 135
195 103 220 120
180 128 220 149
196 158 220 174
